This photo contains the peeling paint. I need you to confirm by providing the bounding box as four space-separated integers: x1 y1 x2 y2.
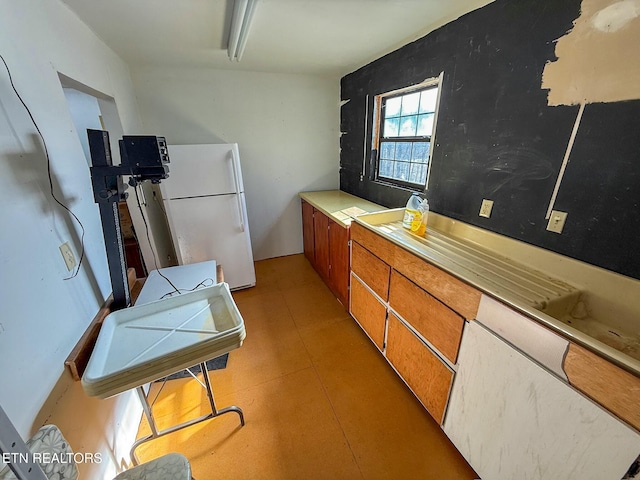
592 0 639 32
542 0 640 106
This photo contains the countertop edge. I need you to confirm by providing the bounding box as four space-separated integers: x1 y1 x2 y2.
299 190 386 227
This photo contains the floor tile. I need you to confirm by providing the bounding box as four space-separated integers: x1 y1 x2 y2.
302 318 476 479
282 283 351 332
137 368 363 480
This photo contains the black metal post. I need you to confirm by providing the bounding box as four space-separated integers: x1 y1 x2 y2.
88 130 131 310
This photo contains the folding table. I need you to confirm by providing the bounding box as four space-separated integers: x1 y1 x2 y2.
82 261 246 464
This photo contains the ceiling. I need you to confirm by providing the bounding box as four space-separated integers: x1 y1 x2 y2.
60 0 493 77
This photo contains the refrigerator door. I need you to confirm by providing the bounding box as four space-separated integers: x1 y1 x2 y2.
161 144 244 199
163 193 255 290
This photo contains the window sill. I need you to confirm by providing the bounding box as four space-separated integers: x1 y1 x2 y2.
372 178 425 193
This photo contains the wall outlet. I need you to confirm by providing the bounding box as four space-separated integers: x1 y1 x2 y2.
479 199 494 218
547 210 568 234
59 242 76 271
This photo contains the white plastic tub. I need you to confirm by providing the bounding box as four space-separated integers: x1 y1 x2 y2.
82 282 245 399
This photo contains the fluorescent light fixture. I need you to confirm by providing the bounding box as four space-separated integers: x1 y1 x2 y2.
228 0 258 61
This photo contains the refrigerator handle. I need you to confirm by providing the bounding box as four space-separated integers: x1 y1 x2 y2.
230 149 246 232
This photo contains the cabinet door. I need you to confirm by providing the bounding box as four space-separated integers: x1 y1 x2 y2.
351 242 391 301
328 219 349 307
350 275 386 350
301 200 315 264
564 342 640 432
389 271 464 364
393 246 481 320
386 313 453 425
350 222 396 265
313 208 330 281
444 321 640 480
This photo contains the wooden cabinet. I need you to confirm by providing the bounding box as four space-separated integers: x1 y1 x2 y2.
393 245 481 320
389 270 464 364
328 219 349 307
302 199 315 263
313 208 330 281
348 218 640 477
387 313 453 424
349 222 471 426
350 276 387 350
564 342 640 431
351 222 395 265
351 241 390 300
301 199 350 308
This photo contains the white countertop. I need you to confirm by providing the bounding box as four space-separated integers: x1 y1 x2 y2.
299 190 386 226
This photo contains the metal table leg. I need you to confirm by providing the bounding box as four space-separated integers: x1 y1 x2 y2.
129 361 244 465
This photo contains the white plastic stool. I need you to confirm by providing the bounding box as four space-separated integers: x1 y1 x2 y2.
113 453 191 480
0 425 192 480
0 425 78 480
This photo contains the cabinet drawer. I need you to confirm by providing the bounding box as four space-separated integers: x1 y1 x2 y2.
564 343 640 431
350 275 387 351
393 246 481 320
386 313 454 425
389 271 464 364
351 222 395 266
351 241 391 300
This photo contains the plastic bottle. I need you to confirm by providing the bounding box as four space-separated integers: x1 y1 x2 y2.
401 193 421 228
402 193 429 237
415 197 429 237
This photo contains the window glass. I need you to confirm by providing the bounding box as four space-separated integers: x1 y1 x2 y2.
375 82 440 188
401 92 420 115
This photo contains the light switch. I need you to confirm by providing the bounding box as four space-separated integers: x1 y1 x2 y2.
546 211 568 234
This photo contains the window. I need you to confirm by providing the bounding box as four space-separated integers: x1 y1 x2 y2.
373 76 442 189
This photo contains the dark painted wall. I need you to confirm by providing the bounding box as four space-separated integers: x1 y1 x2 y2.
340 0 640 280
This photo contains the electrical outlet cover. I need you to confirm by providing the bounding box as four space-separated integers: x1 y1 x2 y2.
479 199 494 218
59 242 76 271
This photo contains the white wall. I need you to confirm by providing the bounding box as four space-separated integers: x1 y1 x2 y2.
131 66 340 261
62 87 103 165
0 1 143 477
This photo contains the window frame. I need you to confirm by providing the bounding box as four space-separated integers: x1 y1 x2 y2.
371 73 444 191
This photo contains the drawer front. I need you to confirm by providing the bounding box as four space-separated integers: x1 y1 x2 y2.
386 313 454 425
393 246 481 320
351 222 396 266
351 241 391 300
350 275 387 351
564 343 640 431
389 271 464 364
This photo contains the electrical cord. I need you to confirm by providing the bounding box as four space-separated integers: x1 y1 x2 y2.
159 277 215 300
132 183 181 296
134 186 215 300
0 53 86 280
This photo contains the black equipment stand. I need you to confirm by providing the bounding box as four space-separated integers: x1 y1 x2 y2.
88 129 169 311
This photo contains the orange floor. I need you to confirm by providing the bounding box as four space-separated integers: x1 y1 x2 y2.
135 254 476 479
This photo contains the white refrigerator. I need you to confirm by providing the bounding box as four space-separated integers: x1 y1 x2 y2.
160 143 256 290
